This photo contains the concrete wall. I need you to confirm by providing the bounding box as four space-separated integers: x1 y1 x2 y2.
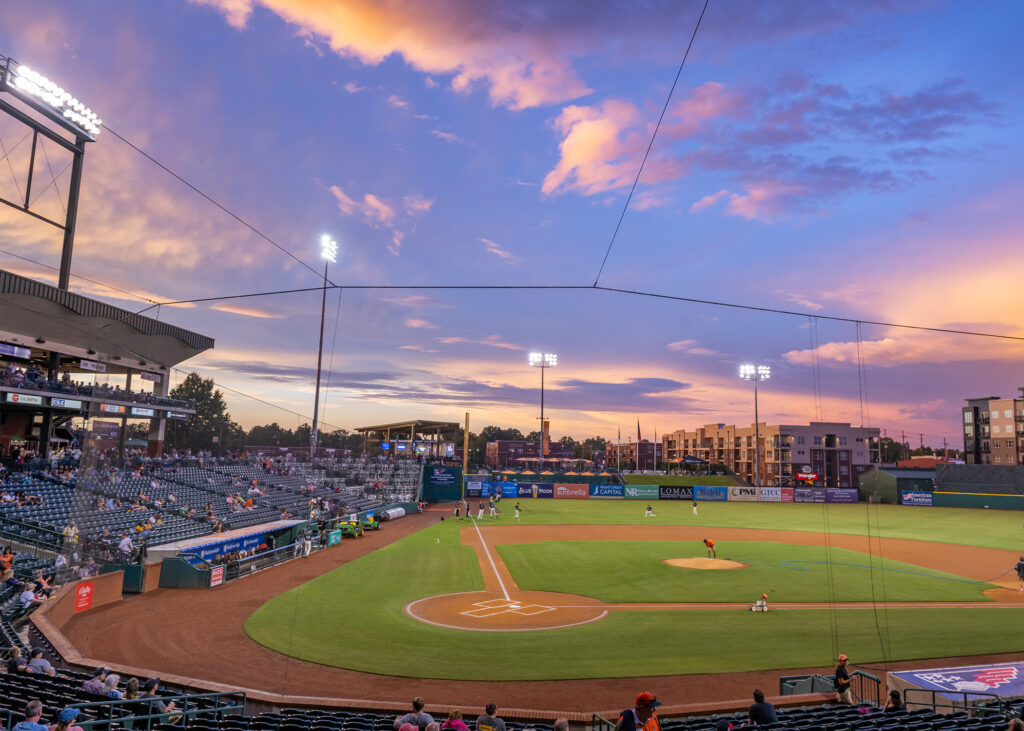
43 570 124 630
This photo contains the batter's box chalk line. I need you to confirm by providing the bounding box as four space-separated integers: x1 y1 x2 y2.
460 599 556 618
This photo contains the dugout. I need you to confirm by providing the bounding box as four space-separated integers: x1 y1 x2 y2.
933 463 1024 510
858 468 934 504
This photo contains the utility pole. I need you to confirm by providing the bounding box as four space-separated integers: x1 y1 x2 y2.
901 429 907 461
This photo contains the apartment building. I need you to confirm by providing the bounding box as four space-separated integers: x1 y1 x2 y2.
962 390 1024 465
604 440 662 470
663 422 880 487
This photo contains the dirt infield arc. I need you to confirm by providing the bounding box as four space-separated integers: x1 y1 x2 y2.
57 508 1024 712
404 522 1024 632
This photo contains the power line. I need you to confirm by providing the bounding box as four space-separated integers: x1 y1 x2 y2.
592 0 711 286
101 123 335 286
0 246 158 303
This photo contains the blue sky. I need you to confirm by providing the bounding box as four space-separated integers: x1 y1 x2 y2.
0 0 1021 445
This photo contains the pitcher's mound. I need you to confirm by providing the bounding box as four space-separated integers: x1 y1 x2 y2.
663 558 749 570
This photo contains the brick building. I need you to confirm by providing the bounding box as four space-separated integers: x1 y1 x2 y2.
663 422 879 487
962 390 1024 465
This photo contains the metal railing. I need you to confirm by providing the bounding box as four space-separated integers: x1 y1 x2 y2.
903 688 1007 717
70 690 246 730
778 669 880 705
592 712 615 731
851 669 882 706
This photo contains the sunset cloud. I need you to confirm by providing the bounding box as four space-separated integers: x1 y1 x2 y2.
439 334 523 351
404 318 437 329
479 237 520 264
211 302 286 319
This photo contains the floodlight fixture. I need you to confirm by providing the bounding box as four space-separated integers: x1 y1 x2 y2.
530 352 557 368
529 352 558 456
738 362 771 487
320 235 338 264
2 60 101 140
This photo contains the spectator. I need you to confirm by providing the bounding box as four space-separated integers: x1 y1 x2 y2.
26 648 55 676
125 677 140 699
103 673 123 699
835 654 853 705
553 721 569 731
19 583 42 610
440 711 469 731
13 700 47 731
49 708 83 731
6 646 30 673
1 546 14 584
748 689 777 725
1009 720 1024 731
82 667 110 694
883 690 903 713
476 704 506 731
394 698 434 731
140 678 178 716
118 533 133 561
614 692 662 731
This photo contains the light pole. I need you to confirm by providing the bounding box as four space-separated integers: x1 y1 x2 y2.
529 352 557 456
739 364 770 487
310 234 337 461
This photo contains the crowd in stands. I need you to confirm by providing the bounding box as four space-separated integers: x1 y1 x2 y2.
0 360 191 409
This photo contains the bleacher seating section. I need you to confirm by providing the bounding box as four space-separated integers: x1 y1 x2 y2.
0 458 403 557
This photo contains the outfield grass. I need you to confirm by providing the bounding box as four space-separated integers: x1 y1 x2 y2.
481 498 1024 550
497 540 993 603
623 475 740 486
245 517 1024 680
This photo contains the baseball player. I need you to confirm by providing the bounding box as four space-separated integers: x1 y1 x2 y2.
488 497 497 517
644 503 656 518
477 500 485 520
1016 555 1024 592
454 501 461 520
703 537 717 559
692 500 698 516
514 502 521 520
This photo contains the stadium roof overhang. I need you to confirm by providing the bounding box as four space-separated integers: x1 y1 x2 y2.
0 269 214 370
355 419 460 437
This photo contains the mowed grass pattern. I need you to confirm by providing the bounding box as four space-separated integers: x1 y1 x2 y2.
482 498 1024 550
245 501 1024 679
497 540 993 603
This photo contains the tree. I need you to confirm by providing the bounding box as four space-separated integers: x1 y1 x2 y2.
878 436 905 463
580 437 606 461
524 430 542 443
479 425 525 442
167 372 232 452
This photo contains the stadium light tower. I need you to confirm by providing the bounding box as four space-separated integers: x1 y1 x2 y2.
529 352 557 456
310 235 337 460
739 364 771 487
0 57 102 290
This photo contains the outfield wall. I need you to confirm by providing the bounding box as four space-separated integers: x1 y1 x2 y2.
462 481 859 503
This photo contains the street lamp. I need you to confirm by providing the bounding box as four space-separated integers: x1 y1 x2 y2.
310 235 337 461
529 352 557 457
739 364 770 487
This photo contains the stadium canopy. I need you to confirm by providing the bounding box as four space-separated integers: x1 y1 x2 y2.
355 419 460 440
0 269 214 369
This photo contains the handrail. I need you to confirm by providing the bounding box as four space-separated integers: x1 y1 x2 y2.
851 669 882 706
592 712 616 731
902 687 1006 717
69 689 246 731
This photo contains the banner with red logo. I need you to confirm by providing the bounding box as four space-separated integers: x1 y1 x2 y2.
74 581 94 612
780 487 794 503
553 483 589 499
210 566 225 587
893 662 1024 698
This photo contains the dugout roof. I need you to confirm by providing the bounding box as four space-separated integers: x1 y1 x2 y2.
0 269 215 369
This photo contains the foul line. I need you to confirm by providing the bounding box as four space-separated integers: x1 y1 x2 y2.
472 519 510 600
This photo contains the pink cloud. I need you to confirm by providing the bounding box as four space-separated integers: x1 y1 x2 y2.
343 81 364 93
403 194 434 214
439 334 523 350
387 94 410 109
726 183 805 221
430 129 467 144
399 344 439 353
211 302 285 319
404 318 437 329
479 237 520 264
689 189 730 213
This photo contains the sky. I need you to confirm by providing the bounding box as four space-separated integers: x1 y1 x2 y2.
0 0 1022 446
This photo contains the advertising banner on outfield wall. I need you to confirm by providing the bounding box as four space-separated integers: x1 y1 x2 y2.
555 483 589 499
466 482 482 497
729 486 759 502
659 485 693 500
794 487 827 503
590 484 625 498
758 487 782 502
501 483 519 498
536 484 554 498
902 490 934 506
781 487 794 502
694 485 728 501
826 488 859 503
624 484 660 500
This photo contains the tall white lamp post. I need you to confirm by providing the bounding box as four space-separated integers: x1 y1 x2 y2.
739 364 770 487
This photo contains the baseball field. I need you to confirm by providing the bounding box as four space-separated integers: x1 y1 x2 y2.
244 500 1024 681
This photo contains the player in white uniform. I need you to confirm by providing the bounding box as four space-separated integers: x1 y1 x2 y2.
644 504 656 518
692 501 698 516
514 502 521 520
